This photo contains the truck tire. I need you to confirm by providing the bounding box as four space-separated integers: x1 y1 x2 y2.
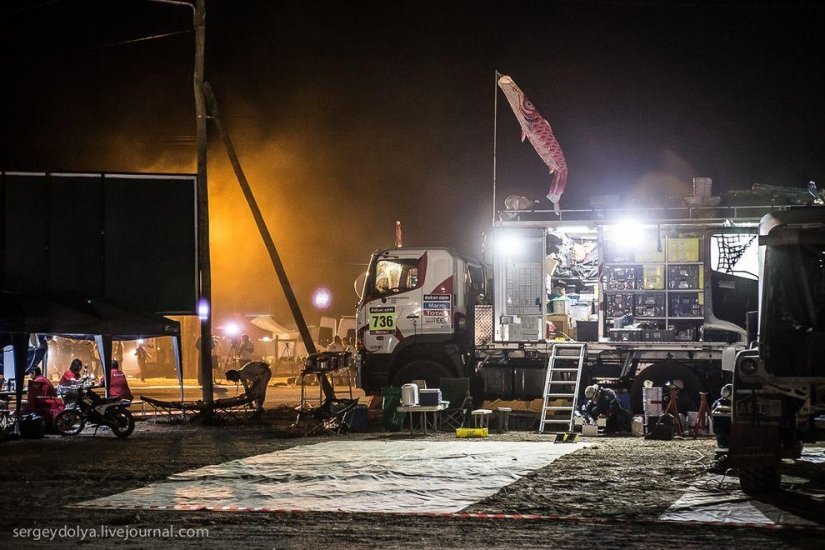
739 466 781 495
391 360 451 390
630 362 704 415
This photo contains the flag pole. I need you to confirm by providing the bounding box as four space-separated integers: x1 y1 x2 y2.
493 70 501 224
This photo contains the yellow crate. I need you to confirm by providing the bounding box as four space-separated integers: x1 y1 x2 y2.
456 427 488 438
668 238 699 262
634 240 665 262
642 265 665 290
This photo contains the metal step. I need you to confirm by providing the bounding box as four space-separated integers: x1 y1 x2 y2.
539 342 587 434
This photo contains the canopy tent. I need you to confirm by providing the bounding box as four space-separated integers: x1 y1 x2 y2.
250 315 306 360
0 291 182 433
214 313 271 341
250 315 298 338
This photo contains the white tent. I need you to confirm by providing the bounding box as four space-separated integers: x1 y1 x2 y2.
250 316 306 360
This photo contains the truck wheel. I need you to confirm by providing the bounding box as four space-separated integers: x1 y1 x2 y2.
391 360 451 389
630 362 704 415
739 466 781 495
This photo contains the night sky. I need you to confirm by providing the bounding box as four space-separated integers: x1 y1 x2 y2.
1 0 824 326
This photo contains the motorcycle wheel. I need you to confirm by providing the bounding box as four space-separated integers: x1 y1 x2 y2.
107 407 135 439
54 410 86 436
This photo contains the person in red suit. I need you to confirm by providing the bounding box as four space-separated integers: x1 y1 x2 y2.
59 359 83 386
100 360 133 402
26 366 62 426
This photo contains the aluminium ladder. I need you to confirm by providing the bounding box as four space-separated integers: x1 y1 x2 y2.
539 343 587 433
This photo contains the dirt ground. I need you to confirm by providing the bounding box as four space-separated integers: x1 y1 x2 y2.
1 401 823 549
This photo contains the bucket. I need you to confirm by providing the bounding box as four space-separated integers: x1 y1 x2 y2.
401 383 419 406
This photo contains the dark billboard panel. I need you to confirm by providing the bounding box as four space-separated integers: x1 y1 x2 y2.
1 172 198 315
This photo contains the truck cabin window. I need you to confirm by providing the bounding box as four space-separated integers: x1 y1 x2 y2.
374 258 421 295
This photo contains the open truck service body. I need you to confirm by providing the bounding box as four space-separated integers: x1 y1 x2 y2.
355 202 822 420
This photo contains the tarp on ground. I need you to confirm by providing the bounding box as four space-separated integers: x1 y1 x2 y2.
74 440 586 513
660 447 825 527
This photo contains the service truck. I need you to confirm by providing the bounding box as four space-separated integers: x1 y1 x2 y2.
355 198 820 417
729 208 825 494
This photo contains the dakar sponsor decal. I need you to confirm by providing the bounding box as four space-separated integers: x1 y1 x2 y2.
368 306 396 335
423 294 451 329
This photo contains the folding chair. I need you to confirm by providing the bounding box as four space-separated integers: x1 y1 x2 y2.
305 397 359 436
438 377 472 430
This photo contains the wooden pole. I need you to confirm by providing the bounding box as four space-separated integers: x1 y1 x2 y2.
193 0 213 404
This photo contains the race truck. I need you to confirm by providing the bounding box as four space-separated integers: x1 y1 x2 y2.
355 199 819 418
729 208 825 494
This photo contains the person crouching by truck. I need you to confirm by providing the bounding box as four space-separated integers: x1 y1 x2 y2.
225 361 272 416
581 384 632 433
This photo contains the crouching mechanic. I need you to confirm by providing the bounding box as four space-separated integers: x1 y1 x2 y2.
581 384 632 433
225 361 272 415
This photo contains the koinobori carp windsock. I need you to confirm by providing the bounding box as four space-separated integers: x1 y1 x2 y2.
498 75 568 214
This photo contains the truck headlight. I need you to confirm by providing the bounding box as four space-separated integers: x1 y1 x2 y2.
739 357 759 375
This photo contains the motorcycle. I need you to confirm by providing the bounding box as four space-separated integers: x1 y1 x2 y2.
54 380 134 438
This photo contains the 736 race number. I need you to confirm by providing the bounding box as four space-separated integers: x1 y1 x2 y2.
369 307 396 333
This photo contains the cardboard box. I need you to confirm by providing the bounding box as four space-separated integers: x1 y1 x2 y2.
546 314 571 338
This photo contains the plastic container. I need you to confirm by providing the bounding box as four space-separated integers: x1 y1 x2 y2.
401 383 419 406
456 427 488 438
381 386 406 432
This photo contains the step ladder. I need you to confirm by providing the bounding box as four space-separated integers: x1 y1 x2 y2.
539 343 587 434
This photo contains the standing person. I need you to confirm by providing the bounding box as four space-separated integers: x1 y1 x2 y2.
99 360 133 401
239 334 255 364
225 361 272 416
195 335 222 385
113 341 124 370
327 335 344 352
134 342 151 382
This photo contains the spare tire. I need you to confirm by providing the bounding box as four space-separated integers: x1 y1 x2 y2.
630 362 704 415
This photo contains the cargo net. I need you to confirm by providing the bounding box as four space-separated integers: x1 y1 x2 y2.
713 234 758 277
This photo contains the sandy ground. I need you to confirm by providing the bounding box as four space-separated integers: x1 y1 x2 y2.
1 385 823 549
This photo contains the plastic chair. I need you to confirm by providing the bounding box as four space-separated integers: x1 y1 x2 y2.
439 377 472 430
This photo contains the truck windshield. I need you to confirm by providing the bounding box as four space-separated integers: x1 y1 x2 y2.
372 257 423 295
763 237 825 376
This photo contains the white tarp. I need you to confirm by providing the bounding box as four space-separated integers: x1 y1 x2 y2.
660 446 825 526
76 440 585 513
